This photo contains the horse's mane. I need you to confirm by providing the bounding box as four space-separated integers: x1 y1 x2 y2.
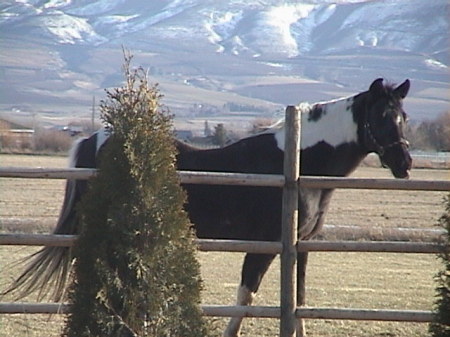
381 81 397 92
375 81 406 101
259 102 313 135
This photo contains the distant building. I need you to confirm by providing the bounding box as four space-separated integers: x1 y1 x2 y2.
62 125 83 136
0 118 34 149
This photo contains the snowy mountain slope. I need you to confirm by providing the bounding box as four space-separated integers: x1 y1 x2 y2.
0 0 448 122
2 0 446 57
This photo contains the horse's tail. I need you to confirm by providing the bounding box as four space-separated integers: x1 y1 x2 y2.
3 129 108 301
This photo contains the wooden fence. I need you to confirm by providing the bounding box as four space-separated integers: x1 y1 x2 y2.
1 108 449 337
1 172 448 334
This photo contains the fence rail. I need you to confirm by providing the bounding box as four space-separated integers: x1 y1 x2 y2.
203 306 434 322
1 166 449 191
0 234 444 254
0 303 433 323
1 164 449 333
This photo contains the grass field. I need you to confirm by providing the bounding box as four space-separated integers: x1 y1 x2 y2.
0 154 449 336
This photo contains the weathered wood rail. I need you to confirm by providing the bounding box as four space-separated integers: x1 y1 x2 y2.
0 303 433 323
0 234 444 254
1 167 449 191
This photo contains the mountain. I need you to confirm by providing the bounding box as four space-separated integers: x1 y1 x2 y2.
0 0 448 128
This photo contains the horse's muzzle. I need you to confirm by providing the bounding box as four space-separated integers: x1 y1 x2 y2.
391 152 412 179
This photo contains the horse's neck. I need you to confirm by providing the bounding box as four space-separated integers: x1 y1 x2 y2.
299 96 367 177
300 97 358 150
175 139 200 153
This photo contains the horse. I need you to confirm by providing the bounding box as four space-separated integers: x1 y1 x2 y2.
5 78 412 337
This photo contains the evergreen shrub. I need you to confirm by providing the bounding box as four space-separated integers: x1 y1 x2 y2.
63 53 210 337
430 194 450 337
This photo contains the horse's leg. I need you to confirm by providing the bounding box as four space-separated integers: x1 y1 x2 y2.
296 251 309 337
224 253 276 337
295 190 332 336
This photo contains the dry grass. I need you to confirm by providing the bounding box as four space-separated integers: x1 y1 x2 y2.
0 154 449 336
0 155 67 232
0 248 440 337
199 251 439 337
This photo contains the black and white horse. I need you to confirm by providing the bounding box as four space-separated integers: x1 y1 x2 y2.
6 78 411 337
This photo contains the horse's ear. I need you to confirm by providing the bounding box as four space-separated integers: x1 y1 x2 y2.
369 78 384 96
394 79 410 99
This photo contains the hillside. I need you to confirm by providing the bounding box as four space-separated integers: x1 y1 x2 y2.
0 0 448 128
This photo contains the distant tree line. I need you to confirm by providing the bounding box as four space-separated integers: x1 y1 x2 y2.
3 111 449 154
188 102 271 116
0 120 100 154
406 111 450 151
188 103 221 116
223 102 269 113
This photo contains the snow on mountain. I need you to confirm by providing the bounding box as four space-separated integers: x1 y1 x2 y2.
323 0 448 54
3 0 447 58
0 0 448 121
237 4 316 58
38 10 107 44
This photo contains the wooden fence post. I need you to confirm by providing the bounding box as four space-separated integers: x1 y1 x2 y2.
280 106 300 337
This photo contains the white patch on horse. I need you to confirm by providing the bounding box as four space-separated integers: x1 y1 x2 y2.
68 137 84 168
224 285 255 337
274 98 357 151
96 128 110 153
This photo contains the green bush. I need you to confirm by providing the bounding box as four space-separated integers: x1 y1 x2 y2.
430 194 450 337
63 53 210 337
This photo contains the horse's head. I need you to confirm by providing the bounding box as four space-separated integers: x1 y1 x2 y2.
362 78 412 179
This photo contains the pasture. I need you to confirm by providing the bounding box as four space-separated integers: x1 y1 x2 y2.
0 154 448 337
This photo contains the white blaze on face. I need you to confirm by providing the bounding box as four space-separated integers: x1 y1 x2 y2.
274 97 358 151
